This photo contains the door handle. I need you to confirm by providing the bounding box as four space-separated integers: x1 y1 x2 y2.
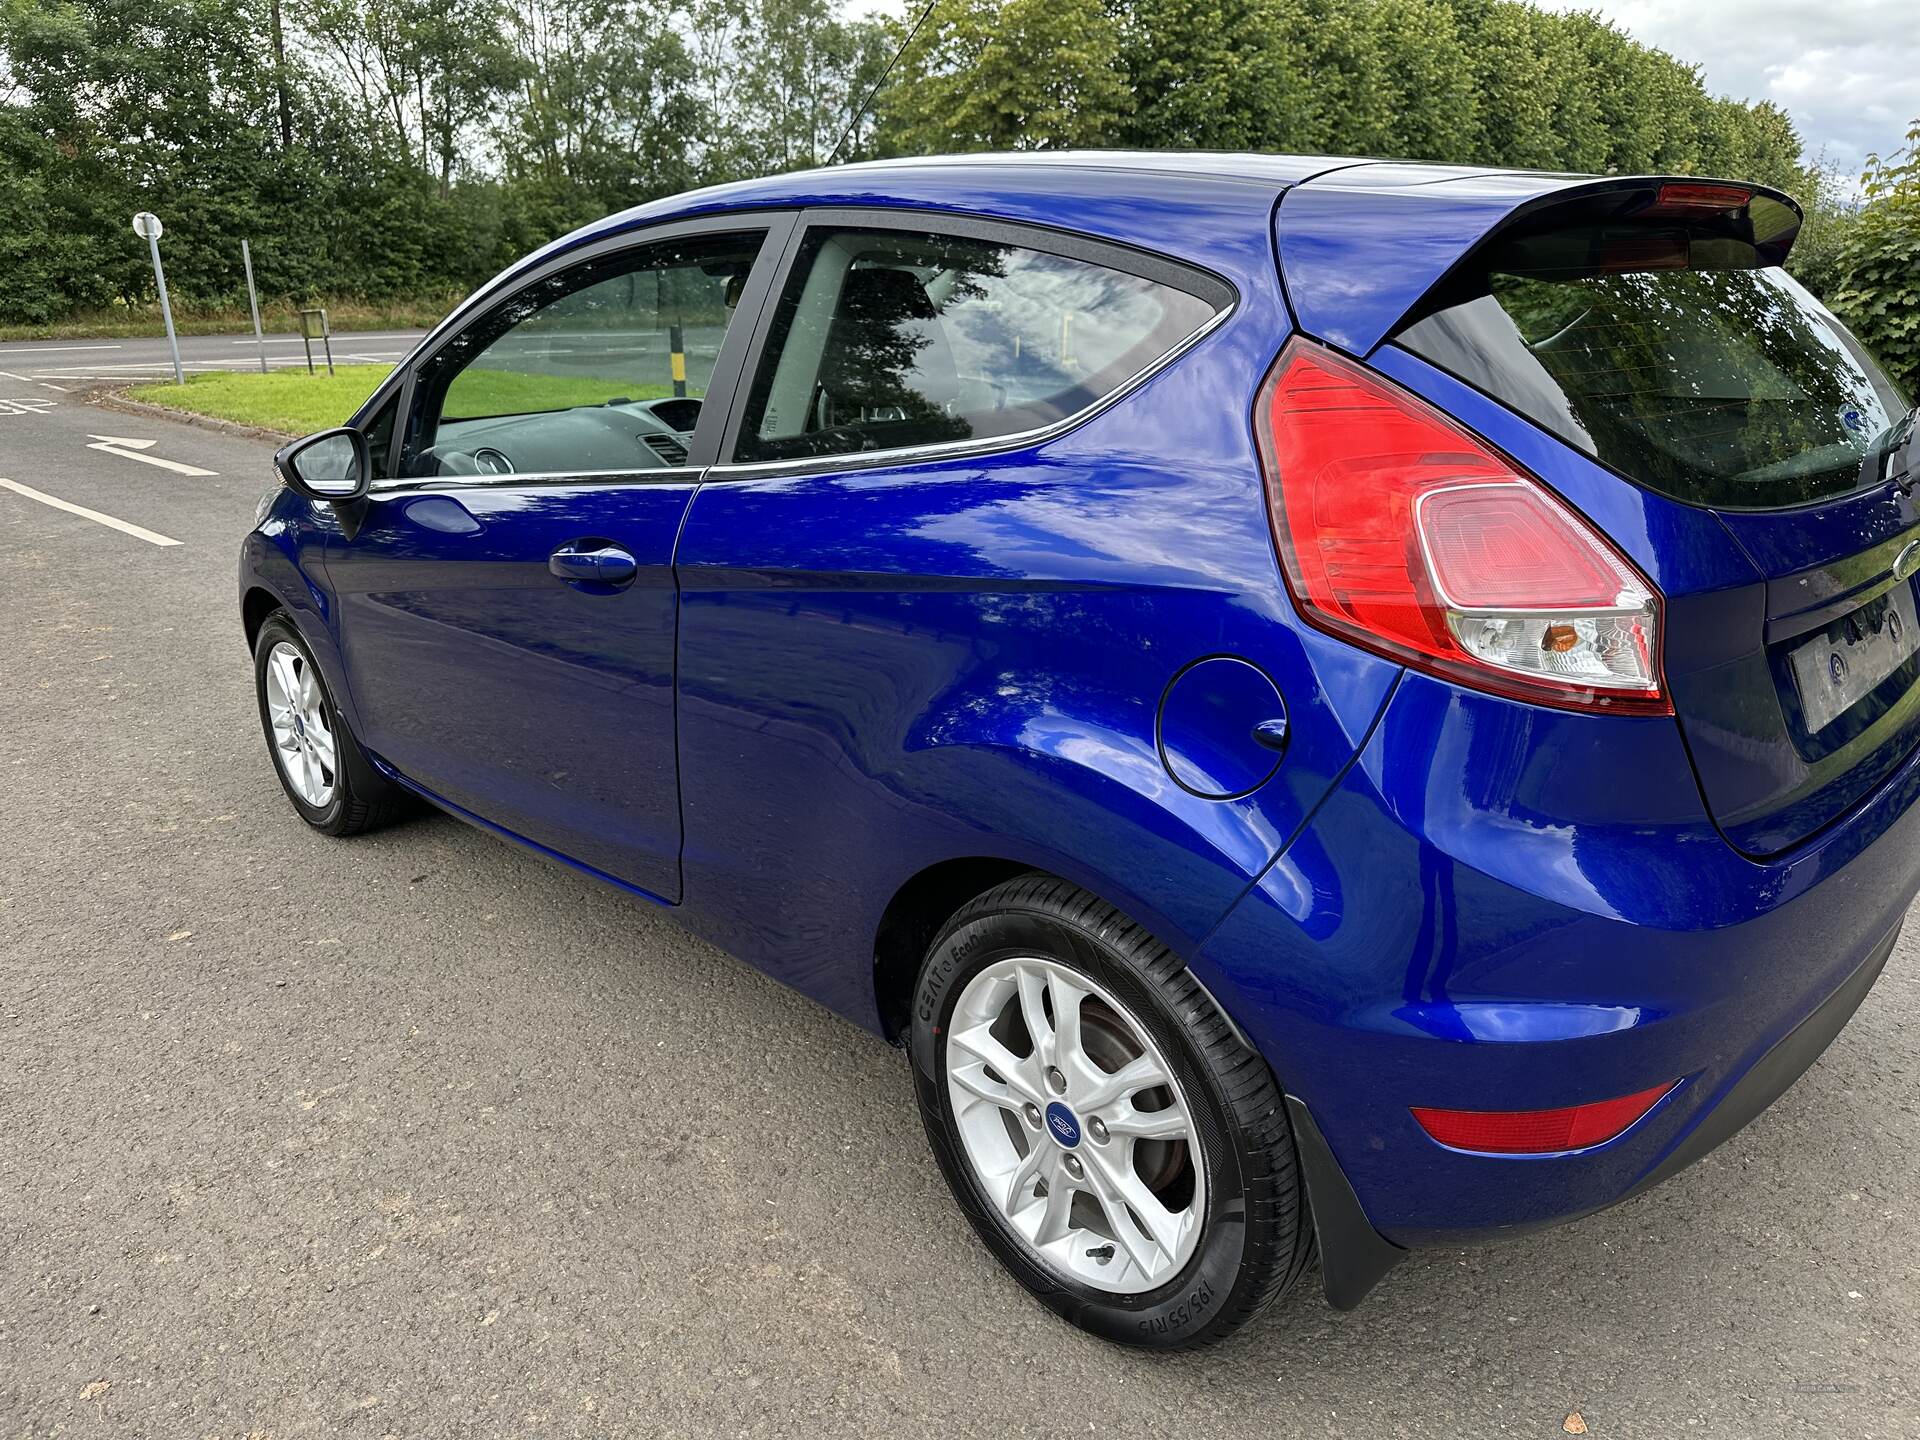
549 543 638 588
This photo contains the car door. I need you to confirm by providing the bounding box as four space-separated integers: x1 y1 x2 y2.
325 214 794 903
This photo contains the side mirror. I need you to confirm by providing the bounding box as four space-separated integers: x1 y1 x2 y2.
276 426 371 503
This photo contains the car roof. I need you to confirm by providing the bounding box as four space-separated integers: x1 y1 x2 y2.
494 153 1614 308
581 152 1611 223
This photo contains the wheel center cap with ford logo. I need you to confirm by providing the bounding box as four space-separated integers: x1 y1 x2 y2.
1044 1101 1082 1148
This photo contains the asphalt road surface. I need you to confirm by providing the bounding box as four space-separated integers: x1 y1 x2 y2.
0 330 429 388
2 376 1918 1438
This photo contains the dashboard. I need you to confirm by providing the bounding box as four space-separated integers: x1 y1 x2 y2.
419 396 702 477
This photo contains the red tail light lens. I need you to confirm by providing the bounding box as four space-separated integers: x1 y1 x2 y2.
1255 342 1670 715
1411 1082 1677 1154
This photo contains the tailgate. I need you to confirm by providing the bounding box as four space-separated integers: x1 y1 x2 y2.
1281 168 1920 855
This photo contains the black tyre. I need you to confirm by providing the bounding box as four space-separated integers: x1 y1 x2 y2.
253 612 410 837
909 874 1312 1349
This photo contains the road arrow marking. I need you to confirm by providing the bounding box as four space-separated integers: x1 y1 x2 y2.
0 477 182 546
86 435 216 476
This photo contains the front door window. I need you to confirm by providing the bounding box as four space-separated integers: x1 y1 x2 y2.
404 232 766 480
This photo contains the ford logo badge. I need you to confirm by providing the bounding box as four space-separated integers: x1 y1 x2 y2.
1044 1101 1082 1148
1895 540 1920 583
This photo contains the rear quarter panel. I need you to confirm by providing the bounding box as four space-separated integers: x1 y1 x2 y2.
670 198 1403 1030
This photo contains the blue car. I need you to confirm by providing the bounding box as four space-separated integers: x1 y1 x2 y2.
240 154 1920 1348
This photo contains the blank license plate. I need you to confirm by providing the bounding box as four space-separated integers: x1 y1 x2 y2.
1789 581 1920 734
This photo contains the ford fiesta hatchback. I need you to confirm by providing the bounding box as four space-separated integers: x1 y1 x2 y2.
240 154 1920 1348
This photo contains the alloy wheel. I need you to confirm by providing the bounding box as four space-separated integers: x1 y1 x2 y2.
263 640 338 808
944 956 1206 1295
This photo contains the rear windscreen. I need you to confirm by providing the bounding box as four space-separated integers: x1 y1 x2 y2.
1397 228 1912 510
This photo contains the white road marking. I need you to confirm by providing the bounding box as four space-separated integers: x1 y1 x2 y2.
227 332 421 344
0 477 182 546
85 434 217 476
0 397 58 415
0 343 123 353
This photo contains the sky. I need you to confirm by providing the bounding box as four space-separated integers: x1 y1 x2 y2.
1537 0 1919 184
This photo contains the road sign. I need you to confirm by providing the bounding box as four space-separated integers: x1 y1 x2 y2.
132 211 184 384
297 306 334 376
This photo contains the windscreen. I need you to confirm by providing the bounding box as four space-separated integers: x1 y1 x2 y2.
1397 226 1912 510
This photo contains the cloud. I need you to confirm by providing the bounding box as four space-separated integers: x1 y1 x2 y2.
1537 0 1919 184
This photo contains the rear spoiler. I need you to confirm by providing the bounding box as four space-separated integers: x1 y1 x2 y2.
1275 165 1803 358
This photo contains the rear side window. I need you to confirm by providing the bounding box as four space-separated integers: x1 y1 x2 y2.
1398 230 1911 510
733 225 1225 464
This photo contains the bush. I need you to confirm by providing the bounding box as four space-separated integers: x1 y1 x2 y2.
1784 159 1859 302
1829 121 1920 399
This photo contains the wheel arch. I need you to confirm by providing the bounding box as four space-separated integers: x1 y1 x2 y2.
868 851 1265 1057
241 584 283 650
872 856 1036 1044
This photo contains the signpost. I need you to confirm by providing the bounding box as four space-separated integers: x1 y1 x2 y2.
241 240 269 375
131 212 184 386
296 307 334 376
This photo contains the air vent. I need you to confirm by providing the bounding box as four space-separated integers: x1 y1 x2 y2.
640 433 689 466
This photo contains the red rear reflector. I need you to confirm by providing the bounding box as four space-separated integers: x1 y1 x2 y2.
1411 1082 1677 1154
1255 341 1671 714
1645 181 1752 216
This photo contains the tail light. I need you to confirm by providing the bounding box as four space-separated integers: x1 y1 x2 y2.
1255 341 1670 715
1411 1081 1677 1154
1642 181 1753 217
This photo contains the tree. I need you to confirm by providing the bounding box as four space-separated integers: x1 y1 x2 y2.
1453 0 1562 169
1830 120 1920 397
296 0 521 195
0 0 295 305
494 0 702 231
874 0 1133 153
1364 0 1478 162
689 0 890 177
1115 0 1304 152
0 0 1846 327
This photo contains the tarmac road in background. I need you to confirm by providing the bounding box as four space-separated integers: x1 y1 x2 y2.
0 331 428 388
2 392 1917 1437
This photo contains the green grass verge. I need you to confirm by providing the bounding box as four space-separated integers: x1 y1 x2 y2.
128 365 678 435
128 365 395 434
444 372 674 418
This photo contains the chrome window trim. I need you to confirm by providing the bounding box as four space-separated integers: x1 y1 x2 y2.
367 466 704 496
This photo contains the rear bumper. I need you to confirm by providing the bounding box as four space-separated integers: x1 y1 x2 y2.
1195 672 1920 1307
1285 922 1898 1309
